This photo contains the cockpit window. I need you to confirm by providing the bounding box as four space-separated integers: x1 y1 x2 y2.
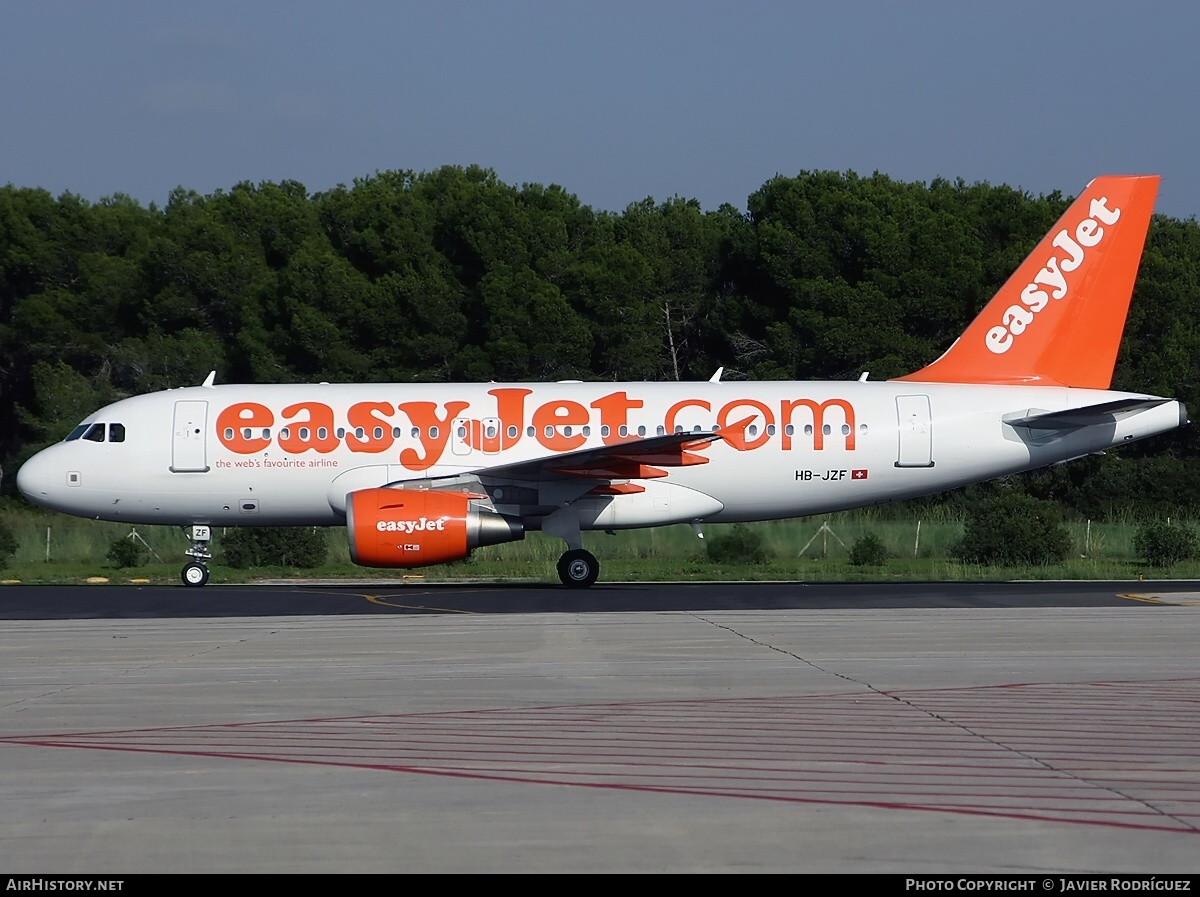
65 424 89 442
82 423 106 442
108 423 125 443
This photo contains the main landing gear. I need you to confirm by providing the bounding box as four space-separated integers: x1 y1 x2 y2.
557 548 600 589
543 509 600 589
181 524 212 587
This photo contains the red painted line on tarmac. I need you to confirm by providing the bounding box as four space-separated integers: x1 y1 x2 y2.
5 677 1199 835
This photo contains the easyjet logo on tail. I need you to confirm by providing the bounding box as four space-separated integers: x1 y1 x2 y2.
985 195 1122 355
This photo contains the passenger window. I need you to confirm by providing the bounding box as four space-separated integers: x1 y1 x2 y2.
83 423 105 442
109 423 126 443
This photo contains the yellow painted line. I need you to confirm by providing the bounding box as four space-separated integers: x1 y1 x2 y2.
1118 593 1166 604
1118 593 1200 606
285 586 477 615
365 594 476 614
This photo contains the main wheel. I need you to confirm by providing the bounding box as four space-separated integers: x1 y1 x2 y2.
557 548 600 588
181 561 210 587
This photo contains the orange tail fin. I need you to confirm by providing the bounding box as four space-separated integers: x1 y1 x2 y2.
895 175 1159 388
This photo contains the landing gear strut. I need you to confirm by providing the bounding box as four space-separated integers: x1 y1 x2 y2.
181 524 212 587
557 548 600 589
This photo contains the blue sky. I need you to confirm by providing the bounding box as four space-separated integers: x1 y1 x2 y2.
3 1 1198 219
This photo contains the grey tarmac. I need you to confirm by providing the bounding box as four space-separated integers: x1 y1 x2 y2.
0 581 1197 873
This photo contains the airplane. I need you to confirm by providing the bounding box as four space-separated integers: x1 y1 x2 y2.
15 175 1188 588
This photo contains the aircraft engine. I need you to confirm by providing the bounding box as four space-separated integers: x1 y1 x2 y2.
346 487 524 567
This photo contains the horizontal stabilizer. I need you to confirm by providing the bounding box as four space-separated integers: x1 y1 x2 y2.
1005 398 1169 431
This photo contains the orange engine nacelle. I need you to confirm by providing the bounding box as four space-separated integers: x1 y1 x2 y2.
346 488 524 568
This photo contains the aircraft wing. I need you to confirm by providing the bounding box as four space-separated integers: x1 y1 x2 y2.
475 431 721 485
384 431 725 509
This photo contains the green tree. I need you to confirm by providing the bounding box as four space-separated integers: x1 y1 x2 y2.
953 493 1073 566
222 527 328 569
706 524 771 565
0 520 16 568
1134 521 1198 567
849 532 890 566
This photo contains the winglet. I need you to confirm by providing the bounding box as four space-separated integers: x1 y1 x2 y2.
895 175 1160 389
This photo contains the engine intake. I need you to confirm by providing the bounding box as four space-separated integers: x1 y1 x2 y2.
346 488 523 567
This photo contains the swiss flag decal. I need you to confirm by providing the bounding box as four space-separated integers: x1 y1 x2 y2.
852 469 868 480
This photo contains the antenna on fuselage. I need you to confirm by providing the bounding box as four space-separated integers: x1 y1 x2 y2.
708 367 724 383
201 371 216 388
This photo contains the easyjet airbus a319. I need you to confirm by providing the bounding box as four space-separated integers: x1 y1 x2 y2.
16 176 1188 587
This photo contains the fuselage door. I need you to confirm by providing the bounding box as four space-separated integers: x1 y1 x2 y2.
171 400 210 473
895 395 934 468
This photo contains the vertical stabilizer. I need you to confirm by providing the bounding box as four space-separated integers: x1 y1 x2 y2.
895 175 1159 388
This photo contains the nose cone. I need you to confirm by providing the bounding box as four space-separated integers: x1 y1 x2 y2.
17 448 59 508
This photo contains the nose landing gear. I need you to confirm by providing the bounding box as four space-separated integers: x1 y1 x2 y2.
181 524 212 587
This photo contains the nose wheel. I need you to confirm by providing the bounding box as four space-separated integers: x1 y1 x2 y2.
557 548 600 588
181 561 210 587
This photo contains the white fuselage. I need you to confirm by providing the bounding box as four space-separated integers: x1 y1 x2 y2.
15 380 1186 531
